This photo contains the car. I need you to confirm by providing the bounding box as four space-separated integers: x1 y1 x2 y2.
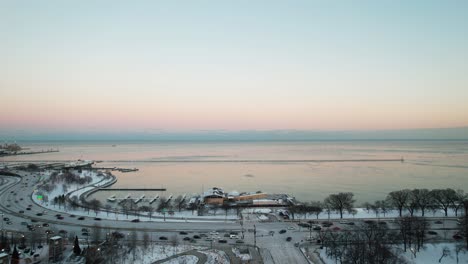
69 214 76 218
183 237 191 241
19 210 24 213
31 219 37 222
313 226 322 231
82 232 89 236
332 226 341 231
6 222 12 225
205 237 213 241
24 248 30 253
20 198 23 200
434 220 443 224
294 242 300 247
286 237 292 242
57 216 64 220
219 239 227 243
159 236 168 240
131 219 140 223
364 220 375 225
179 231 188 235
287 226 295 230
268 231 275 235
82 228 89 232
279 230 287 234
94 217 101 221
26 207 31 210
21 222 28 226
37 245 43 249
229 235 238 239
55 214 61 217
236 240 244 244
36 213 43 216
427 231 438 235
42 223 49 227
210 231 219 235
453 234 463 240
224 233 230 238
28 205 33 207
78 216 85 220
6 205 11 208
3 217 9 221
45 230 54 235
193 235 201 239
298 223 311 228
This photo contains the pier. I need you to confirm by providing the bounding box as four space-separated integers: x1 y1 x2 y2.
92 167 139 173
99 188 167 191
0 149 59 157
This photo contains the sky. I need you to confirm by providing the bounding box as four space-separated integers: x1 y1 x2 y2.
1 1 468 137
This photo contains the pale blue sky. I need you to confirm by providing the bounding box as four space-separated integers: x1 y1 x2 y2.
1 1 467 134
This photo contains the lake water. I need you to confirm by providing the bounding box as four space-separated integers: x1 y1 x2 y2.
2 140 468 204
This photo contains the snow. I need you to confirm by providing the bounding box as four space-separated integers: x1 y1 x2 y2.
162 255 198 264
288 207 464 221
29 169 239 223
319 243 468 264
199 249 230 264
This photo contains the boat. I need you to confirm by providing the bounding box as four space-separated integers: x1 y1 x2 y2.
107 194 116 202
149 195 159 204
134 194 145 204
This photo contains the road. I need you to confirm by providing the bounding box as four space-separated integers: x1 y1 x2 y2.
0 169 464 264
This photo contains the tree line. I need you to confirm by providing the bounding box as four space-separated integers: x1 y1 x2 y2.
289 188 467 220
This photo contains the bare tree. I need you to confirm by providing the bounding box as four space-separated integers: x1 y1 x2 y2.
309 201 324 219
91 224 103 244
324 192 355 219
431 189 456 216
129 229 138 261
412 189 432 216
104 204 112 216
89 199 102 216
387 189 411 217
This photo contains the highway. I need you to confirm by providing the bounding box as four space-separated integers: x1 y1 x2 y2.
0 169 464 264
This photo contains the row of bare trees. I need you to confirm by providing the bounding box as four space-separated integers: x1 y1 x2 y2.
289 188 467 220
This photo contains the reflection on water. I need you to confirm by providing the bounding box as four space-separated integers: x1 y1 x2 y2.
3 141 468 203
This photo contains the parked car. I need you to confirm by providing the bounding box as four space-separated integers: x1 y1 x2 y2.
279 230 287 234
286 237 292 242
131 219 140 223
159 236 168 240
78 216 85 220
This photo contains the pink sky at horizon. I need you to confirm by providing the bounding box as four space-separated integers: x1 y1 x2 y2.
1 1 467 133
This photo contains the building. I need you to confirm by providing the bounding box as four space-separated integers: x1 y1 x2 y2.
49 236 63 262
202 187 225 205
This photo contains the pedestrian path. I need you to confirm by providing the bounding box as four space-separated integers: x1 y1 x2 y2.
152 249 207 264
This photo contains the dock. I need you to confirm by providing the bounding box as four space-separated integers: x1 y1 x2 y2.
99 188 166 191
134 194 145 204
149 195 159 204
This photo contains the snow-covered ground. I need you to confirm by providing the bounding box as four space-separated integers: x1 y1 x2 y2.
319 243 468 264
199 249 230 264
163 255 198 264
287 207 464 221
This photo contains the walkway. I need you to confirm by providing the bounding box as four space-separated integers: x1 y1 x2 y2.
152 249 207 264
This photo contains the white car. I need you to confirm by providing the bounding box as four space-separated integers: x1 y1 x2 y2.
287 226 295 230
